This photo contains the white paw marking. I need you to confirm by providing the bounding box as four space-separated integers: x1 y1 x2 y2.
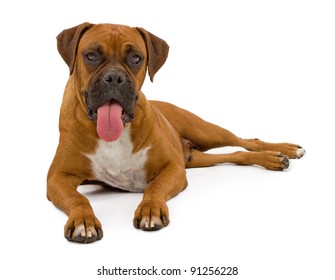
296 147 305 158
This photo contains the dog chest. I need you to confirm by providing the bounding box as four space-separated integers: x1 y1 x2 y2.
86 128 150 192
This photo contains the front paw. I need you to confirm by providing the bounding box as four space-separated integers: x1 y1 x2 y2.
65 213 103 243
133 201 170 231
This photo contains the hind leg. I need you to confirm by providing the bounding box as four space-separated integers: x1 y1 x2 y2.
151 100 246 151
179 119 305 160
151 100 305 159
238 138 305 159
186 149 290 171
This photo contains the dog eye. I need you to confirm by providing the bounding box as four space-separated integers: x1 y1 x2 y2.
130 54 142 65
85 52 99 63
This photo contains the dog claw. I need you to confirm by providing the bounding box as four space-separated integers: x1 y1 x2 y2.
65 228 73 240
281 155 290 169
133 218 141 229
137 216 164 231
162 215 168 226
65 223 103 243
133 203 170 231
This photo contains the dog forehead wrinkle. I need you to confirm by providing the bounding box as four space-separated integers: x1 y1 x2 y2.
89 25 141 48
85 43 103 53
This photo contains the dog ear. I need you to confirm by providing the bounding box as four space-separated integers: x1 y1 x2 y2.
136 28 169 82
57 22 94 75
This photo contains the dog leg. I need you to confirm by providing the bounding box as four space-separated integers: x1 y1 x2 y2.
133 162 187 231
236 138 305 159
151 101 305 159
47 173 103 243
186 149 290 170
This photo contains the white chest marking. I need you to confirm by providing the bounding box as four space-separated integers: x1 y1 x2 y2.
86 128 150 192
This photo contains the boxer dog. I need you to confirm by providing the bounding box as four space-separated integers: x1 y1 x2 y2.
47 22 305 243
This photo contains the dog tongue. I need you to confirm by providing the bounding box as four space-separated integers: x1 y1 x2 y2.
97 101 123 142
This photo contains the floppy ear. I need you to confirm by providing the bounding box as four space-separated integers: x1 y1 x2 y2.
57 22 94 75
136 28 169 82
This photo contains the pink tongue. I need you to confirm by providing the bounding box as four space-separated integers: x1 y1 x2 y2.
97 101 124 142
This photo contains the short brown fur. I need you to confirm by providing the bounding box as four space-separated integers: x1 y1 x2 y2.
47 23 304 243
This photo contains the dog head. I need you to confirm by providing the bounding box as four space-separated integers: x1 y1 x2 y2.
57 22 169 141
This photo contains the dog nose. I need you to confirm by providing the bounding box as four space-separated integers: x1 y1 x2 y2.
102 70 126 87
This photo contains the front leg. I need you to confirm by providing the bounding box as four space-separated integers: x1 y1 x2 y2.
47 172 103 243
133 163 187 231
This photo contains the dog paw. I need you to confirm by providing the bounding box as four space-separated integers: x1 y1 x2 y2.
250 140 305 159
64 215 103 243
259 151 290 171
279 144 305 159
133 201 169 231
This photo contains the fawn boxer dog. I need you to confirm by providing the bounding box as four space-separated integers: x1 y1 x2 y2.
47 22 305 243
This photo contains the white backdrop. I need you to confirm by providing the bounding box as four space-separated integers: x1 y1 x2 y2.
1 1 334 279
